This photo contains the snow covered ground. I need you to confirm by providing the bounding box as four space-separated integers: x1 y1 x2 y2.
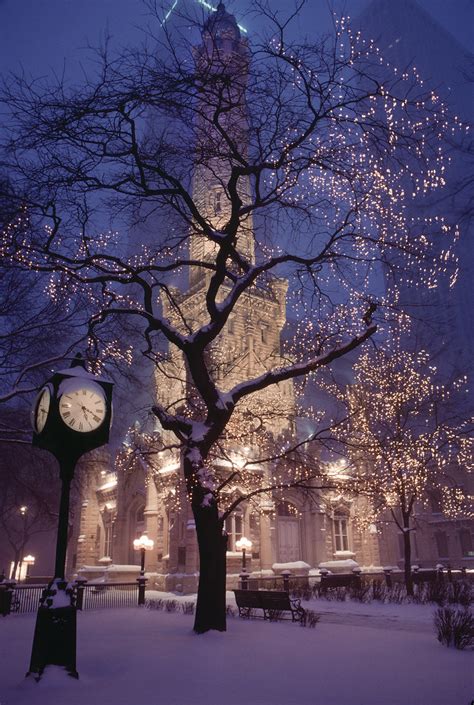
0 595 471 705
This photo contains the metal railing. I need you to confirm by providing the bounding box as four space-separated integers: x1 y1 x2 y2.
239 565 473 593
1 583 45 614
1 579 145 616
78 582 139 610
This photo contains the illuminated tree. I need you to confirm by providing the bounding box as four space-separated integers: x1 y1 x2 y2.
0 4 462 630
0 183 89 421
338 343 473 595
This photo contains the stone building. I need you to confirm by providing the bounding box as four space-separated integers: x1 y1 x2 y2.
69 2 472 588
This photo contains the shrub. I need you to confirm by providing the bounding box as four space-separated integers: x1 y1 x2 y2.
165 599 178 612
181 601 195 615
434 607 474 650
267 609 283 622
305 610 321 628
349 583 372 603
145 598 164 610
291 586 312 601
447 581 473 607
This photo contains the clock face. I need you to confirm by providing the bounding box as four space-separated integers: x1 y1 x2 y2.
34 387 51 433
59 384 106 433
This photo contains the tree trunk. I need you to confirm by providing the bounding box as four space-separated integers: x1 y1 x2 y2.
402 515 413 597
193 503 228 633
183 449 228 634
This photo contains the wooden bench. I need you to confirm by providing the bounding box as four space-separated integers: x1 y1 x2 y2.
233 589 306 624
319 573 361 595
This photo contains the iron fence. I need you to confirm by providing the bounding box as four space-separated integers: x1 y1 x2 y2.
79 582 139 610
0 581 141 615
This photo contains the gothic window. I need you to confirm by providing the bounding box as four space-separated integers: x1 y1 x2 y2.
397 533 406 559
333 515 349 552
225 509 243 551
211 190 222 215
435 531 449 559
134 504 145 538
178 546 186 566
459 529 473 557
430 491 442 514
249 513 258 530
260 326 268 344
277 501 299 517
104 520 114 559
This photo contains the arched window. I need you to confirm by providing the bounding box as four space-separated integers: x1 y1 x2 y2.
225 509 243 551
215 192 222 214
134 504 145 538
333 514 349 552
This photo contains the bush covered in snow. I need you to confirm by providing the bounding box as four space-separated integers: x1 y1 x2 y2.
434 607 474 650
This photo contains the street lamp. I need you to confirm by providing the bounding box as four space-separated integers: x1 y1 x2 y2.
236 536 252 572
23 555 35 581
133 533 154 576
16 506 28 580
133 533 154 607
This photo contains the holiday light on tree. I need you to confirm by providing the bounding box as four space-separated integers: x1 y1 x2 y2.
326 340 473 595
1 6 468 630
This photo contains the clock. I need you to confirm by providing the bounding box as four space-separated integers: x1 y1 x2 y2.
33 386 51 433
59 380 106 433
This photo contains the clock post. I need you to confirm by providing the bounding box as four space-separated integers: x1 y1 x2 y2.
27 354 113 680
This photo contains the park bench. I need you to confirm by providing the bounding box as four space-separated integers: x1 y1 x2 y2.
318 572 361 595
233 589 306 625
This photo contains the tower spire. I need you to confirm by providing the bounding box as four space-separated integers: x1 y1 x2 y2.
190 4 254 285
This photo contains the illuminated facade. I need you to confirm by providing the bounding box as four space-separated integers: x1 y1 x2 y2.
70 3 473 588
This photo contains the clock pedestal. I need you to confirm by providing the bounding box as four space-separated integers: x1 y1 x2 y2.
27 356 113 681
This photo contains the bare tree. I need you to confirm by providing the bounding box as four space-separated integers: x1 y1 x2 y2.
0 4 460 631
0 179 92 424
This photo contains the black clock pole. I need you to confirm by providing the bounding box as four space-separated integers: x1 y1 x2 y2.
27 456 79 680
54 459 75 581
27 355 113 681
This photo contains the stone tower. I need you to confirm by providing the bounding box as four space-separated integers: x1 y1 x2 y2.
70 4 383 588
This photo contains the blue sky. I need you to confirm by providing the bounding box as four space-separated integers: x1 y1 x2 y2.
1 0 472 80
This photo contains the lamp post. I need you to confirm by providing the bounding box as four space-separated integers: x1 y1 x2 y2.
16 506 28 580
133 533 154 605
133 533 155 576
28 354 113 680
23 555 35 581
236 536 252 572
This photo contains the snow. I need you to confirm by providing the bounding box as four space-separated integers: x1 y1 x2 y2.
78 565 140 573
272 561 311 571
319 559 360 572
41 580 73 609
0 596 471 705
